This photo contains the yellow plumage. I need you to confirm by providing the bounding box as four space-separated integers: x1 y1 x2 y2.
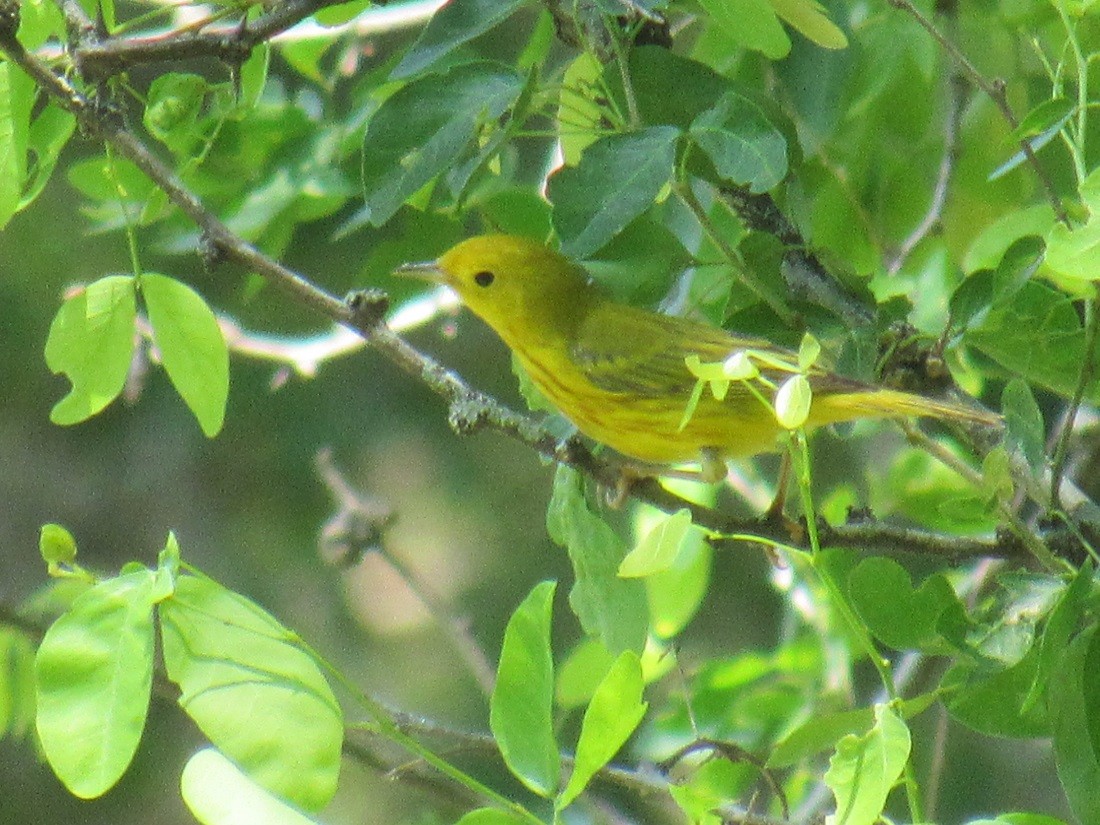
397 235 998 469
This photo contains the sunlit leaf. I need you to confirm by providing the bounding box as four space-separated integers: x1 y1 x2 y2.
160 574 343 811
35 570 160 798
558 651 647 808
44 276 136 425
181 748 319 825
141 274 229 437
490 581 560 797
824 703 910 825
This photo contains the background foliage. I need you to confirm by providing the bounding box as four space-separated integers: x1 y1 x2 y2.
3 0 1100 823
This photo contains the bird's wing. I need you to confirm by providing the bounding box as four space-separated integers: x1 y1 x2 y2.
570 304 796 397
571 303 870 399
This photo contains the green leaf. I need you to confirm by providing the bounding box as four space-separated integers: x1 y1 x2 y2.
618 508 694 578
698 0 789 58
21 103 76 209
963 205 1055 274
668 758 753 825
558 52 604 164
359 62 523 227
35 570 160 798
181 747 319 825
549 126 680 258
774 374 812 429
141 273 229 437
1001 379 1045 468
1049 623 1100 825
556 639 616 709
313 0 370 27
824 703 910 825
236 43 270 112
391 0 528 79
990 101 1075 182
965 281 1089 400
143 73 207 151
1022 561 1092 714
0 61 33 230
1012 98 1075 144
768 0 847 49
849 558 961 652
689 91 788 193
769 693 935 769
558 651 647 808
16 0 67 49
490 581 560 797
944 646 1048 738
159 574 343 811
546 466 649 654
0 628 36 740
1044 212 1100 296
39 523 77 566
44 275 137 425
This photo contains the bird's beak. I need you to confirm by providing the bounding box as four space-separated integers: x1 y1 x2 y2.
393 260 448 284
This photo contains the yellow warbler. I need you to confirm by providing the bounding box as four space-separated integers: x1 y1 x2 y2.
397 235 998 478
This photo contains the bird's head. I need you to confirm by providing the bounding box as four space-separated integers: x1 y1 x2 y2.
394 235 594 345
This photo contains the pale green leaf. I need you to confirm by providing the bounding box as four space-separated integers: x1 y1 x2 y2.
39 524 77 566
558 651 647 808
824 703 911 825
768 0 848 48
774 374 812 429
0 62 33 230
160 574 343 811
490 581 560 797
618 509 695 578
181 748 319 825
455 808 531 825
35 570 159 798
698 0 790 58
141 273 229 437
44 275 137 425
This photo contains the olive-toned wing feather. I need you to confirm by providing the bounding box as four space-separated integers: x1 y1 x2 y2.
571 302 864 398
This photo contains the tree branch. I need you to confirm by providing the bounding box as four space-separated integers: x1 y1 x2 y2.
717 184 876 327
61 0 419 78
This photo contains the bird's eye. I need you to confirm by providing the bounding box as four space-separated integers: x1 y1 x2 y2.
474 271 495 287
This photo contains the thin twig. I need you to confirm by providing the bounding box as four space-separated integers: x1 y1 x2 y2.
717 184 875 326
1050 296 1100 508
888 73 965 274
315 449 497 696
887 0 1070 227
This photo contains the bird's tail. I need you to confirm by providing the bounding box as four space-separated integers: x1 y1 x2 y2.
815 388 1002 427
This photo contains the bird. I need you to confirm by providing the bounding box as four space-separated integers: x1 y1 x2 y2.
395 234 999 482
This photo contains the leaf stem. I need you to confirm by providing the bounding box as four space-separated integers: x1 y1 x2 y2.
790 432 925 824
